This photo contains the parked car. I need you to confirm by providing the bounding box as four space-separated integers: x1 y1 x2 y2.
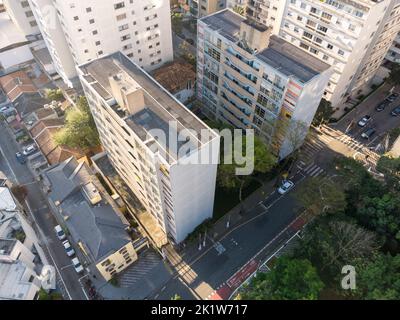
357 115 371 127
376 101 390 112
386 92 399 102
15 152 26 164
22 144 37 156
54 225 66 241
361 128 376 139
62 240 75 257
278 180 295 195
71 257 84 274
391 106 400 116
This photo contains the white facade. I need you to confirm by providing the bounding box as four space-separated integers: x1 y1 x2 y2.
247 0 400 109
197 9 331 158
28 0 77 87
386 32 400 63
78 52 220 244
0 11 34 73
52 0 173 71
2 0 40 39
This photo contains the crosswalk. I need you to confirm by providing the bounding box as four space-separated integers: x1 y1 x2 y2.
298 162 325 178
118 250 163 288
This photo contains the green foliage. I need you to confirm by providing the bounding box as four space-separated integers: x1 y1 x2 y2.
376 156 400 190
312 99 333 126
296 216 379 282
55 97 100 149
109 275 119 287
355 253 400 300
241 257 324 300
233 5 245 16
295 177 347 215
45 88 64 101
38 289 63 300
171 294 182 300
388 63 400 86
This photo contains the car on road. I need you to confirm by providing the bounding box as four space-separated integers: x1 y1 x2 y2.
386 92 399 102
22 144 37 156
391 106 400 116
62 240 75 257
361 128 376 139
71 257 84 274
15 152 26 164
375 101 389 112
278 180 295 195
357 115 371 127
54 225 66 241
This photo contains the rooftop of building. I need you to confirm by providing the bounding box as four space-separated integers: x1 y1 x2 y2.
152 60 196 94
201 9 330 83
0 12 29 52
43 157 132 262
78 52 218 163
0 187 17 211
0 239 17 256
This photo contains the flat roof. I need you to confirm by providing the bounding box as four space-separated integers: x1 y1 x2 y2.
0 12 29 51
78 52 218 163
201 9 330 83
257 36 331 83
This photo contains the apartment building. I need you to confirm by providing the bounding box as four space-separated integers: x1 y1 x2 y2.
2 0 40 39
197 9 331 159
246 0 400 109
51 0 173 72
28 0 77 88
77 52 220 244
386 32 400 63
190 0 226 17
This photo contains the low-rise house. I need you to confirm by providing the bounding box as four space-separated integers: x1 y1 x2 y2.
43 157 148 281
0 186 52 300
29 118 86 166
152 61 196 104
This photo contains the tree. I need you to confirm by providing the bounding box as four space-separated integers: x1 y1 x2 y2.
297 217 379 281
376 155 400 190
171 294 182 300
11 185 28 204
356 253 400 300
217 134 276 202
55 97 100 149
295 177 347 215
45 88 64 102
312 99 333 126
240 257 324 300
388 63 400 86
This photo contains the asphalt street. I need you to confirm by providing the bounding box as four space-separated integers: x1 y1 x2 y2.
150 171 307 300
0 121 87 300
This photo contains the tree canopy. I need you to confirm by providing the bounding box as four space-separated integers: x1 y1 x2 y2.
55 97 100 149
312 98 333 126
240 257 324 300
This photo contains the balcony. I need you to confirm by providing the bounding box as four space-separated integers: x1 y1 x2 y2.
221 90 252 119
222 83 253 108
219 105 250 129
224 59 257 85
224 72 255 97
226 47 260 72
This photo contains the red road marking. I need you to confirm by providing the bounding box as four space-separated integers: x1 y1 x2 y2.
227 259 258 289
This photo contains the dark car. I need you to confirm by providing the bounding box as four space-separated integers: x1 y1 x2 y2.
391 106 400 116
15 152 26 164
376 101 389 112
361 128 376 139
386 92 399 103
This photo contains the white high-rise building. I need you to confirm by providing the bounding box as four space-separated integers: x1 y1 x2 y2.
52 0 173 71
78 52 220 244
197 9 332 159
386 32 400 63
2 0 40 39
246 0 400 109
28 0 77 87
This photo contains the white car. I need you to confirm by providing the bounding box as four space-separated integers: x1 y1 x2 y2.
62 240 75 257
357 115 371 127
278 180 295 195
22 144 37 156
54 225 66 241
71 257 84 274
